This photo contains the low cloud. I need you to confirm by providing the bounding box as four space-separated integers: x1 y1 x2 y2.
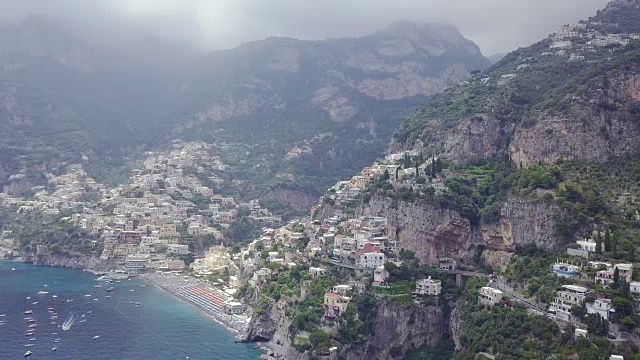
0 0 610 54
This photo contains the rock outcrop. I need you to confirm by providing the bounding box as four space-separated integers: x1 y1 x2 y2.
243 299 305 360
319 194 558 268
21 252 104 270
343 300 445 360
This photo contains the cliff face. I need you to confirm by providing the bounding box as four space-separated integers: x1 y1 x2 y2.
343 300 445 360
22 252 104 270
322 195 559 269
390 1 640 170
243 299 305 360
509 69 640 168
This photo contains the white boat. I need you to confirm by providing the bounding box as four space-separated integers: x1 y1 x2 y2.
54 339 60 343
32 302 38 305
52 346 58 352
29 338 36 342
24 310 33 315
37 291 49 295
92 335 100 340
24 350 32 356
78 319 87 323
66 299 73 303
86 311 92 314
52 295 58 298
84 294 92 297
129 289 135 292
47 307 55 311
11 268 15 271
106 287 114 292
26 296 31 300
94 285 102 288
28 324 37 328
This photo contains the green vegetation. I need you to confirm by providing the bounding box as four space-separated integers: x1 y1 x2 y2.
407 340 455 360
454 278 621 360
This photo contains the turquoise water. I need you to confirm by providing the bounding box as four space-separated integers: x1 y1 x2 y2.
0 260 261 360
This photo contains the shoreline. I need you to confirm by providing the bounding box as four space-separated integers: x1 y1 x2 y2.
2 258 276 356
138 273 251 334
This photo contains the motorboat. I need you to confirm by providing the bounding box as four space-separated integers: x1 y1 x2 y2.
24 310 33 315
52 346 58 352
92 335 100 340
37 291 49 295
24 350 32 356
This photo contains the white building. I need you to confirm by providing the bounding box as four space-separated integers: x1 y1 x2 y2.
358 252 385 269
630 281 640 294
332 285 353 296
586 298 615 321
373 265 389 286
479 287 503 307
550 285 589 321
415 277 442 296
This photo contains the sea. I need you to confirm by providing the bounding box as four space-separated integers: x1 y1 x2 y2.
0 260 262 360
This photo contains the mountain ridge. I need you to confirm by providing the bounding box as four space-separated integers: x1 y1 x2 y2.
0 16 489 206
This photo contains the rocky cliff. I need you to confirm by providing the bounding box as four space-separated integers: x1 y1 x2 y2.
342 300 445 360
319 194 558 269
21 252 105 270
390 1 640 170
243 299 305 360
244 297 445 360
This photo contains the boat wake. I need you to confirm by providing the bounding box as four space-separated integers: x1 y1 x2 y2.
61 314 75 331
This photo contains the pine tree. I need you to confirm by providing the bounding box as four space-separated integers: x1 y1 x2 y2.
431 157 436 178
604 229 612 252
435 158 443 173
622 280 630 299
595 231 602 254
613 267 620 289
383 169 390 181
611 232 618 258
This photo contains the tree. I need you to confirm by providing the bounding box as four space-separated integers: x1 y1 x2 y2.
611 232 618 258
403 153 411 169
613 267 620 289
604 229 612 252
571 304 587 319
383 169 390 181
613 297 633 317
584 313 609 336
434 158 443 174
431 157 436 178
595 231 602 254
622 280 630 299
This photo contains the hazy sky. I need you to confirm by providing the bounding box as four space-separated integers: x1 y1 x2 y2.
0 0 610 55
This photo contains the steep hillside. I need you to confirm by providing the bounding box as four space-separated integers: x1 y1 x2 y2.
391 0 640 168
0 17 489 206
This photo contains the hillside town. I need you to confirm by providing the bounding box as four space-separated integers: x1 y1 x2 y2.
0 141 281 272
